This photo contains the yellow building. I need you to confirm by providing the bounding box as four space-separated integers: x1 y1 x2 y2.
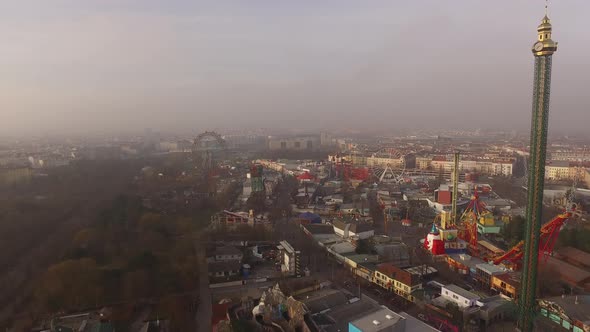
545 161 573 180
374 263 422 302
0 167 33 186
491 272 521 300
416 156 432 170
479 212 495 227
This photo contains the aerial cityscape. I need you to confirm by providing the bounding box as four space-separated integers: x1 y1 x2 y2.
2 1 590 332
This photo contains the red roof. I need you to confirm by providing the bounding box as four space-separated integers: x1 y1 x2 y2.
377 263 419 286
297 172 315 180
211 303 230 327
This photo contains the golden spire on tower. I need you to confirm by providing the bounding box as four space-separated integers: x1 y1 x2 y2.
533 0 557 56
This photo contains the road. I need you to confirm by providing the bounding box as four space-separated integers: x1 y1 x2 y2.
130 307 151 332
195 251 212 332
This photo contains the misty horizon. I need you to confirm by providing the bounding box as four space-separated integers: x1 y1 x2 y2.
2 1 589 136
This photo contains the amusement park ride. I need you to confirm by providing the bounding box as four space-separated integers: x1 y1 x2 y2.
490 168 581 267
192 131 226 195
372 164 406 184
423 152 581 269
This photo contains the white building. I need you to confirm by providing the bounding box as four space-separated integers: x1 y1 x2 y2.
423 155 514 177
214 246 244 262
278 240 301 277
332 220 375 240
441 284 481 309
348 306 440 332
268 136 320 151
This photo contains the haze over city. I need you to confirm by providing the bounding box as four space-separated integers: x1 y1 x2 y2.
4 1 590 332
2 0 590 136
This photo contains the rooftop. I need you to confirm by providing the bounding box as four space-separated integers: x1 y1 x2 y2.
546 256 590 285
493 272 521 288
399 312 441 332
208 261 241 273
476 263 506 275
557 246 590 268
278 240 299 255
443 284 481 300
546 160 571 167
295 287 384 332
404 265 438 277
377 263 420 286
344 254 380 264
476 295 512 312
214 246 242 256
349 308 403 332
539 295 590 325
298 288 348 313
332 220 374 234
327 241 356 255
303 224 335 235
46 312 115 332
447 254 485 269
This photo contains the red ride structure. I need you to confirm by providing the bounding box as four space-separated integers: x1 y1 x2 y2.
334 163 370 181
458 190 487 251
492 167 581 267
491 211 572 266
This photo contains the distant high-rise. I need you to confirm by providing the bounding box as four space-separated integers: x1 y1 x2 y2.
519 8 558 332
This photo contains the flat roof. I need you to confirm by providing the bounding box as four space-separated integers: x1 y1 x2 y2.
404 265 438 276
343 254 380 264
447 254 485 269
540 295 590 324
476 263 506 275
493 272 521 287
557 246 590 268
299 289 348 313
349 308 403 332
546 256 590 284
399 312 441 332
299 289 383 332
478 240 504 253
443 284 481 300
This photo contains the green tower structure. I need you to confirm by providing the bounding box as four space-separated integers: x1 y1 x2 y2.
518 8 558 332
451 151 460 225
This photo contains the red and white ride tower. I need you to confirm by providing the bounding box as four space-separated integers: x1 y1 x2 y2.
424 223 445 255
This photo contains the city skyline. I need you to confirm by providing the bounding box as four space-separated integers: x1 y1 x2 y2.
2 1 589 136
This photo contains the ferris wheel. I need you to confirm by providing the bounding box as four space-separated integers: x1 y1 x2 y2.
192 131 226 170
372 164 406 184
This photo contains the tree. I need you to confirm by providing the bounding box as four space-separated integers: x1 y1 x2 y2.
127 251 158 271
246 192 266 213
138 213 166 233
558 228 590 252
444 302 463 326
72 228 100 248
122 270 152 300
501 215 526 247
355 239 375 254
35 258 102 311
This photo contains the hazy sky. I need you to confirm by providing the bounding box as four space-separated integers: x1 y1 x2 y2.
1 1 589 136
